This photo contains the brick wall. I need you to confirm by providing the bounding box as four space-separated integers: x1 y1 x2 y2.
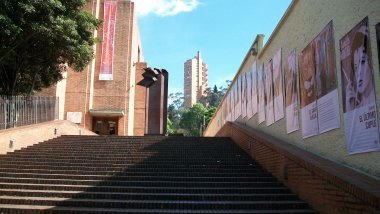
133 62 147 136
216 122 380 213
64 0 134 134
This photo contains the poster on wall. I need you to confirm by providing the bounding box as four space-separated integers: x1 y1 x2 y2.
314 21 341 133
241 74 247 118
227 92 231 121
265 61 275 126
233 82 237 120
230 84 235 121
376 22 380 73
251 61 258 117
340 17 380 154
258 63 266 124
222 100 227 125
100 1 117 80
246 70 253 119
285 50 300 134
237 76 242 119
273 49 285 122
235 76 241 120
299 42 319 139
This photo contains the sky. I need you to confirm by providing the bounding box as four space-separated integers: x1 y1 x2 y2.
132 0 292 96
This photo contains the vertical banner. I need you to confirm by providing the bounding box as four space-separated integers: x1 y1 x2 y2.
235 77 241 119
258 63 266 124
299 43 319 139
227 92 232 122
314 21 340 133
233 83 237 120
246 70 253 119
265 61 275 126
223 98 227 124
100 1 117 80
340 17 380 154
273 49 285 121
238 76 242 118
376 22 380 74
251 61 258 117
241 73 247 118
285 50 300 133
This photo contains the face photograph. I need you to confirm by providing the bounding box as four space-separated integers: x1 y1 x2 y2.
285 51 297 107
300 43 317 108
341 20 375 112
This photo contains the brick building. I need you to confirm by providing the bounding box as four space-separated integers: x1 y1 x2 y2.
39 0 164 136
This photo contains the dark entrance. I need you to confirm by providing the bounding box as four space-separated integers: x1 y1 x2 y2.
93 117 118 135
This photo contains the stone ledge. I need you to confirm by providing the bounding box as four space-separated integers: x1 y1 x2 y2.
0 120 96 154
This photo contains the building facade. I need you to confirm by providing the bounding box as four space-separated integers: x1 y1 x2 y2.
184 51 208 108
38 0 155 136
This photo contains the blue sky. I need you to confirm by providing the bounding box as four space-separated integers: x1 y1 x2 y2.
134 0 292 96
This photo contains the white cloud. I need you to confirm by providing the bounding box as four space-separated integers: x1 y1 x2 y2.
132 0 200 17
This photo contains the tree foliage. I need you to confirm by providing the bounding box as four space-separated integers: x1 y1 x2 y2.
198 80 231 108
180 103 208 136
167 81 230 136
0 0 100 96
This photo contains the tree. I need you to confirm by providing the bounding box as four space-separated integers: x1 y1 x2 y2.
166 118 175 135
180 103 208 136
167 92 185 134
0 0 101 96
199 80 231 108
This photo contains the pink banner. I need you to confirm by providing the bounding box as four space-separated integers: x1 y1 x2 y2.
100 1 117 80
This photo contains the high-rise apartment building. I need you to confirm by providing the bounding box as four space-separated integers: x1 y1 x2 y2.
184 51 208 108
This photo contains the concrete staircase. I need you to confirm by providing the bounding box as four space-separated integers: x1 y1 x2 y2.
0 136 316 213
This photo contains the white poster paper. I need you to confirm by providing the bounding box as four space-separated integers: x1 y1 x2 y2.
246 71 253 119
236 76 242 119
273 49 285 122
314 21 340 133
258 64 266 124
241 74 247 118
265 61 275 126
299 42 319 138
251 61 258 117
285 50 299 133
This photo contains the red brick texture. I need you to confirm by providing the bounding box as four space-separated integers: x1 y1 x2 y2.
216 122 380 213
64 0 134 135
133 62 148 136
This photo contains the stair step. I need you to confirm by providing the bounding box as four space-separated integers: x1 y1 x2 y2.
0 204 316 213
0 196 310 210
0 136 315 212
0 189 299 201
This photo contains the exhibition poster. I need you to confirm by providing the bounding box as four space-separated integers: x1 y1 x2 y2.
273 49 285 122
258 63 266 124
314 21 340 133
265 61 275 126
251 61 258 117
285 49 300 133
299 42 319 139
246 70 253 119
340 17 380 154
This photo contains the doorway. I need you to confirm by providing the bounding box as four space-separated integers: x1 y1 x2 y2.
93 117 118 135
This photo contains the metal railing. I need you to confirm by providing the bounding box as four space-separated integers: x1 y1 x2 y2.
0 96 59 130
